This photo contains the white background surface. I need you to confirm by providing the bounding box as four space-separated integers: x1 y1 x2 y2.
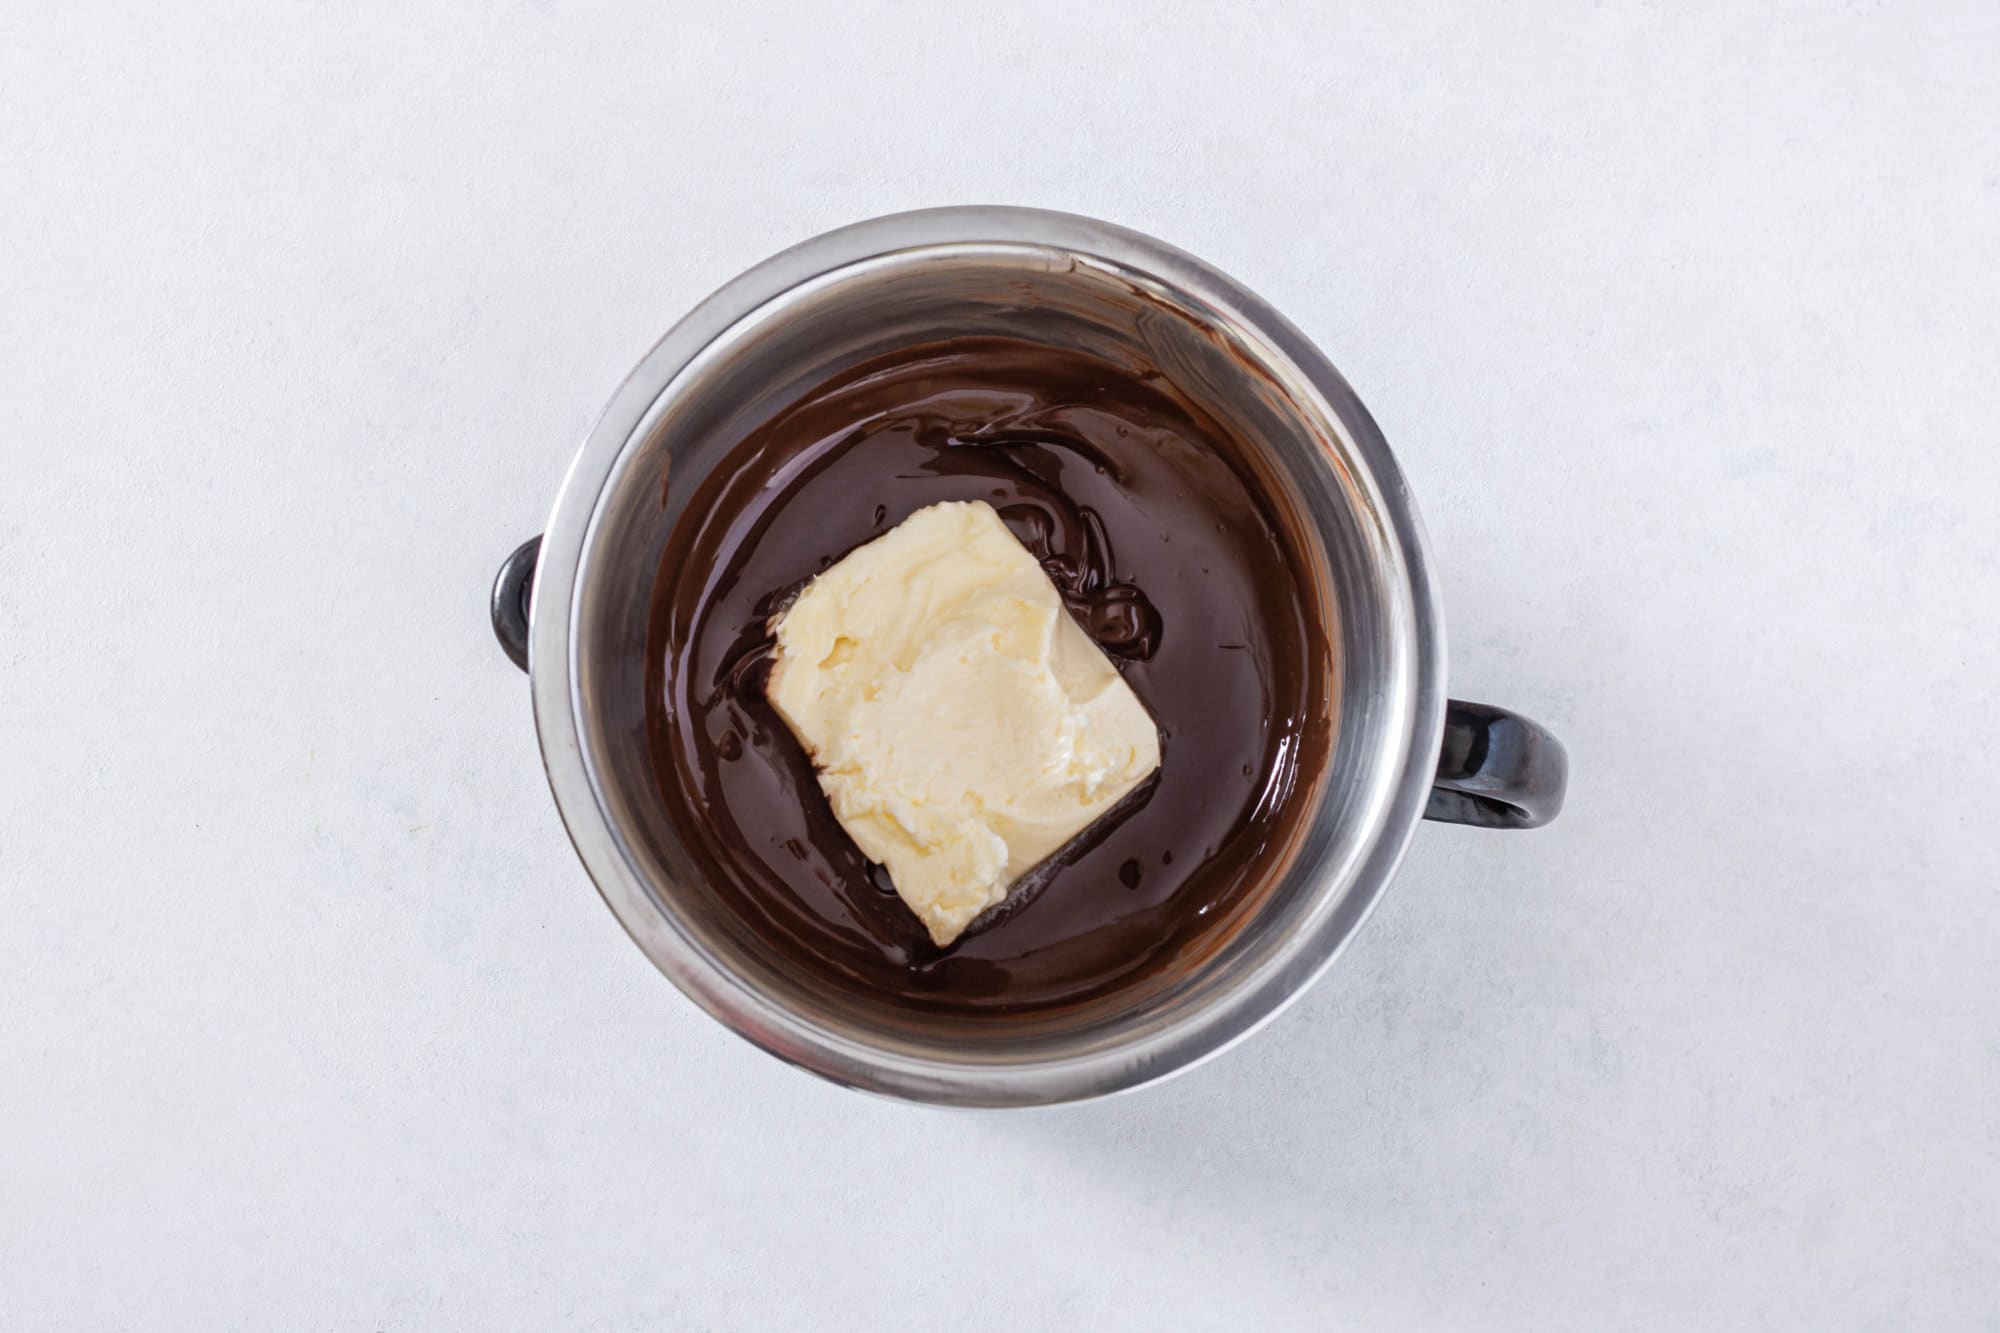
4 3 1996 1329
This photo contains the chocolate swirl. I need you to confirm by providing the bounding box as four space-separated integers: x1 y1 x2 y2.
646 338 1332 1016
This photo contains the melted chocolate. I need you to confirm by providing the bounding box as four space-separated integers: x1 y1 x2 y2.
646 338 1332 1015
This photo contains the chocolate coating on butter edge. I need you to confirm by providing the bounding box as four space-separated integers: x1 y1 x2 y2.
646 337 1333 1016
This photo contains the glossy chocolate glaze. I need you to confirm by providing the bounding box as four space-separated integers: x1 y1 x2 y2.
645 337 1332 1015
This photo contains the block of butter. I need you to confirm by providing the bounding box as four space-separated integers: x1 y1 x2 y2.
766 500 1162 947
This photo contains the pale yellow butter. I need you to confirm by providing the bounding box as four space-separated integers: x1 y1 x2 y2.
766 500 1162 947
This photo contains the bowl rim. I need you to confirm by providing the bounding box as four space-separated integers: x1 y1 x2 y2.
526 206 1448 1106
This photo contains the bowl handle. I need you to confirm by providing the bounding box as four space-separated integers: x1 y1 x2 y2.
489 536 541 673
1424 700 1568 829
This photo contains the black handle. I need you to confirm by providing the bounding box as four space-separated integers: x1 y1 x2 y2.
490 536 541 673
1424 699 1567 829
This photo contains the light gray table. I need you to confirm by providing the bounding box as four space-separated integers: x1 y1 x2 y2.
4 3 1994 1328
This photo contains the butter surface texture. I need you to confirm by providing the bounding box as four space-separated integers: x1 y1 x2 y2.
766 501 1162 946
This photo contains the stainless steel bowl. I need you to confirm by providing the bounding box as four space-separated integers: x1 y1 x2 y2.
491 207 1565 1106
